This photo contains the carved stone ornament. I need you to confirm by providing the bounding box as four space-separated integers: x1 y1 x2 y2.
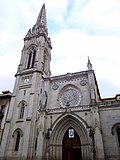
52 83 59 90
65 73 72 81
59 86 81 107
80 79 87 86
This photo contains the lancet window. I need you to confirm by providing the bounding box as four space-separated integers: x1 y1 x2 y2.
27 46 36 69
117 127 120 147
18 101 27 119
0 105 5 121
12 129 23 152
14 131 20 151
111 123 120 148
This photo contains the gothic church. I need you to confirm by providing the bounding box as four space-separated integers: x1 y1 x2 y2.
0 3 120 160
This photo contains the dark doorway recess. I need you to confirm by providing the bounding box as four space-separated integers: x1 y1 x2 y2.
62 127 82 160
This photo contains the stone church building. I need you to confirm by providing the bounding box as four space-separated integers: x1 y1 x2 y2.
0 3 120 160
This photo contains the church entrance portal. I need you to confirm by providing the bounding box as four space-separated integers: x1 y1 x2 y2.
62 127 82 160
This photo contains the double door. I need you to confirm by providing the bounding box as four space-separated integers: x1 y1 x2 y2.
62 128 82 160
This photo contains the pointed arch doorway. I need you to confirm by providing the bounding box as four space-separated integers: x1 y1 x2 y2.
62 127 82 160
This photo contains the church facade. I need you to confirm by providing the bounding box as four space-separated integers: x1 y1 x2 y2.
0 4 120 160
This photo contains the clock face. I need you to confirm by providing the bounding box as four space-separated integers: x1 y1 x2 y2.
59 87 81 107
24 78 29 84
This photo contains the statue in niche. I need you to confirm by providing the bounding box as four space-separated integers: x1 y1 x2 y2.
40 91 48 111
43 91 47 109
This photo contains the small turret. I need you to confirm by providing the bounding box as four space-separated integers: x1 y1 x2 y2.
87 57 92 70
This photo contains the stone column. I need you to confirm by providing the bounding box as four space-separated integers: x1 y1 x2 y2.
90 106 105 160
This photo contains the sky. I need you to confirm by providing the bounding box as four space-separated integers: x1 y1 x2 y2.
0 0 120 98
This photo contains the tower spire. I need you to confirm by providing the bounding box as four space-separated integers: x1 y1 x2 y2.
36 3 48 32
24 3 48 40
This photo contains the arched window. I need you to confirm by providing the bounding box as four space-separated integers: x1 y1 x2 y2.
19 105 25 119
0 105 5 121
116 127 120 147
12 128 23 152
27 51 32 68
18 101 27 119
32 50 36 68
111 123 120 148
14 131 21 151
27 46 36 69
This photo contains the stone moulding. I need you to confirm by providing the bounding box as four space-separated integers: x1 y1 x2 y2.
98 100 120 107
47 105 90 114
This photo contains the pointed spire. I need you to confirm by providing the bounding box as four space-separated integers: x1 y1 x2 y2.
24 3 49 40
87 57 92 70
36 3 47 29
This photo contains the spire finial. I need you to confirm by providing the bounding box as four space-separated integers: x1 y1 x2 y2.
87 57 92 70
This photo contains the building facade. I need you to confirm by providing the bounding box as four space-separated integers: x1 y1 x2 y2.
0 4 120 160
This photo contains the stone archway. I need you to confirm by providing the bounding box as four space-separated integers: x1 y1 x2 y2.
62 127 82 160
49 113 91 160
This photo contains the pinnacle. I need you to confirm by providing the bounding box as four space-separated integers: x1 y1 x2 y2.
87 57 92 70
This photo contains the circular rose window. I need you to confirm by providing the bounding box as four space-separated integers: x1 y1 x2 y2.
59 87 81 107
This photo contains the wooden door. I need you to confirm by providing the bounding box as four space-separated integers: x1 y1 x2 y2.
62 127 82 160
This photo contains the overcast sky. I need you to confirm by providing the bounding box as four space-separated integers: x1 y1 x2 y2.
0 0 120 98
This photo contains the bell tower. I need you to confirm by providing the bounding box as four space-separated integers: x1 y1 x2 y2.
0 3 52 160
16 3 52 78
